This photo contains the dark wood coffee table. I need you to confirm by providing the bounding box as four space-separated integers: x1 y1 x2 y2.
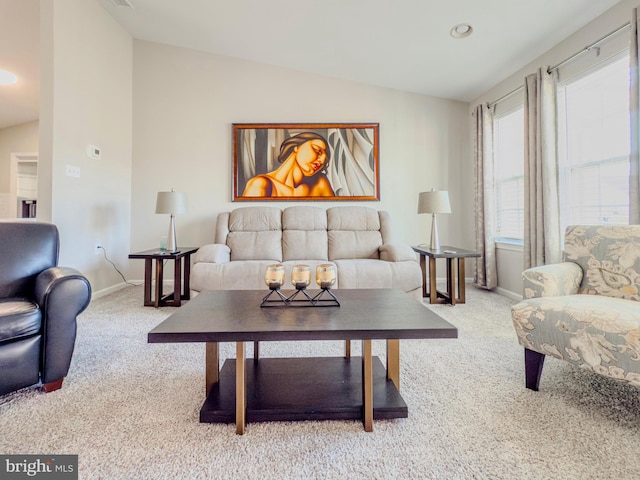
148 289 457 434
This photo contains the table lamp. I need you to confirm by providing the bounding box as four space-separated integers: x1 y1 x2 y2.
155 189 187 253
417 189 451 250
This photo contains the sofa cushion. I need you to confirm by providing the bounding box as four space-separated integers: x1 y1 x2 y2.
227 207 283 261
283 206 328 231
283 206 328 261
327 207 382 260
193 244 231 264
333 259 422 293
197 260 278 290
379 244 418 262
0 298 41 343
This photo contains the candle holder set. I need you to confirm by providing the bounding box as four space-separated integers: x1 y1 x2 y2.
261 264 340 307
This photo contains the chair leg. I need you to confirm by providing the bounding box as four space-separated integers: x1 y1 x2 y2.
43 378 64 393
524 348 545 391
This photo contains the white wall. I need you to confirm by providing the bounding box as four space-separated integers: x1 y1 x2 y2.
0 121 39 217
129 41 470 281
39 0 133 294
0 120 39 193
470 0 638 298
38 1 633 295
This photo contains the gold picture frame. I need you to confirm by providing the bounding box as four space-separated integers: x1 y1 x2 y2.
233 123 380 201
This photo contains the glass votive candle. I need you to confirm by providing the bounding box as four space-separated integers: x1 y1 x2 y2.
291 264 311 290
264 264 285 290
316 264 337 289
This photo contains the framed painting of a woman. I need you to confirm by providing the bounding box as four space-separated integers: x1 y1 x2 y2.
233 123 380 201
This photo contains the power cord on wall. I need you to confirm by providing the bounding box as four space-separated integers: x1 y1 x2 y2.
97 246 141 287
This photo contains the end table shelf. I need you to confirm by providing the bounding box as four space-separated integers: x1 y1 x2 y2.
129 247 198 307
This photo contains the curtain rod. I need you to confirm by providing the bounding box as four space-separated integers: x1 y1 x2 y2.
487 21 631 108
548 21 630 72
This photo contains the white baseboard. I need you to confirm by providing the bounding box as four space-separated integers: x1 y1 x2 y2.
435 277 522 302
91 282 131 300
435 277 477 285
92 280 177 301
495 286 522 302
92 279 146 299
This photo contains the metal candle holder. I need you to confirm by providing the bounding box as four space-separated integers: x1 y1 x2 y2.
260 264 340 308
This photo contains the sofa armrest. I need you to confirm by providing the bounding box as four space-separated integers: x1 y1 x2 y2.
379 244 417 262
193 244 231 264
34 267 92 384
522 262 582 299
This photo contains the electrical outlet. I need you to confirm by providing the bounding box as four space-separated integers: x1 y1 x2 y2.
95 242 102 255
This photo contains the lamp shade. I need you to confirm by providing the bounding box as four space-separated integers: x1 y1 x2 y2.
155 191 187 215
417 190 451 214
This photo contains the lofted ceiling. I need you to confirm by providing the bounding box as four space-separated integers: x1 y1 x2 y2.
0 0 624 130
0 0 39 130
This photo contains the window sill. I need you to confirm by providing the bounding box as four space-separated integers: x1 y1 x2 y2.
496 240 523 252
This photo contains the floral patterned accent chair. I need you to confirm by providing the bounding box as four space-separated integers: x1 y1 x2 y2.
512 225 640 390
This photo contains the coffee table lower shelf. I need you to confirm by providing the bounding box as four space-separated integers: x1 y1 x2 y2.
200 356 408 424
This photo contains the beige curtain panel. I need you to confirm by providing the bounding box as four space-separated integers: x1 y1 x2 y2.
523 67 562 269
630 8 640 223
473 103 498 290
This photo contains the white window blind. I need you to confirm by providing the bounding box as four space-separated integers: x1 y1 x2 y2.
494 107 525 241
558 53 630 230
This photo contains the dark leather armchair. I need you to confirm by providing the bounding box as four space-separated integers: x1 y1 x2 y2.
0 221 91 395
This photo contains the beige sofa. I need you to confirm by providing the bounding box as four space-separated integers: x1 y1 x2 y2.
190 205 422 299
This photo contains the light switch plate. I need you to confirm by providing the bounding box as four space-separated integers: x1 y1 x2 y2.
65 164 80 178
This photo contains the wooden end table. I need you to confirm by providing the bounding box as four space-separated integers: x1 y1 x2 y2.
128 247 198 307
412 245 480 305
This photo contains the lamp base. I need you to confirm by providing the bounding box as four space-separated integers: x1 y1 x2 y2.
167 214 178 253
430 213 440 251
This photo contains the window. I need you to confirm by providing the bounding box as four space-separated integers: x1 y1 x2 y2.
490 51 629 245
557 54 630 230
494 107 524 242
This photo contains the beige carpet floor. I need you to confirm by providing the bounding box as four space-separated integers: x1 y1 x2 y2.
1 285 639 479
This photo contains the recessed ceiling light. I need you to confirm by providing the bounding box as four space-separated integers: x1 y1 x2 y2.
450 23 473 39
0 69 18 85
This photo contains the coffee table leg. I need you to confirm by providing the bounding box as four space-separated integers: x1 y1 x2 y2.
236 341 246 435
205 342 219 396
362 339 373 432
386 339 400 390
345 340 351 358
